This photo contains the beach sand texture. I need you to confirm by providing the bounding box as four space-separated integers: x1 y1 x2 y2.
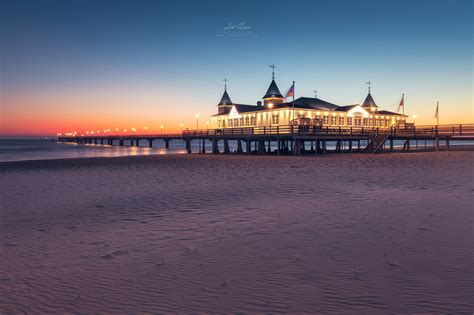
0 152 473 313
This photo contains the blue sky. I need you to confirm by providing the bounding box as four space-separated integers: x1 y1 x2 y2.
0 0 472 134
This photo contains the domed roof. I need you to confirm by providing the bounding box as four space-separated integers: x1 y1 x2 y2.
263 79 283 99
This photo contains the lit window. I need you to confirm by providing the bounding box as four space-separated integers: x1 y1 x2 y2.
355 117 362 126
339 117 345 125
272 115 279 124
363 118 368 126
347 117 353 125
251 116 256 125
245 117 250 126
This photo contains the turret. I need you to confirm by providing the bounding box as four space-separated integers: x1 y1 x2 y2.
217 78 233 114
361 81 378 112
262 64 284 106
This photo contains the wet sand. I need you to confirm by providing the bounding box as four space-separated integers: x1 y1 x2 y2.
0 152 473 313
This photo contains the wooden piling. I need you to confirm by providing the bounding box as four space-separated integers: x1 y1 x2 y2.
224 140 230 154
235 140 242 153
212 139 219 154
258 140 265 154
186 140 191 154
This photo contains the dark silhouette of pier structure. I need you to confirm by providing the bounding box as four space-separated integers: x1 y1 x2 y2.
58 124 474 155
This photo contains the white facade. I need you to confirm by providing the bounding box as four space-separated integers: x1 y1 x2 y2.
212 105 406 129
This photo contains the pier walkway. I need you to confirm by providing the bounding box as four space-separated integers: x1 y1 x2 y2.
58 124 474 155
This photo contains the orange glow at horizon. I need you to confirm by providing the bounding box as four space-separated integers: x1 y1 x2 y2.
1 86 472 136
0 87 214 136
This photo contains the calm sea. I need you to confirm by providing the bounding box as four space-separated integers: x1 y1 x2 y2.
1 138 472 163
0 139 189 163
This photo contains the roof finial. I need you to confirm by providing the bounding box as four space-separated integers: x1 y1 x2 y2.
269 64 275 80
313 89 317 98
223 78 228 91
366 80 372 93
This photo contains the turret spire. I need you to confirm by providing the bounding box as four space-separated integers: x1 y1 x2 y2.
269 64 275 80
218 78 232 106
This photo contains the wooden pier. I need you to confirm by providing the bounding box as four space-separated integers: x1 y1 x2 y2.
57 124 474 155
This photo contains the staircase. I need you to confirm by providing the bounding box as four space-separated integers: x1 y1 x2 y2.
364 133 389 153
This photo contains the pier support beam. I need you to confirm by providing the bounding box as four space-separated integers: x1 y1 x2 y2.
186 140 191 154
201 139 206 154
390 139 393 152
246 140 251 154
148 139 153 148
349 141 353 153
322 140 327 154
223 140 230 154
212 139 219 154
258 140 265 155
165 139 169 149
446 138 450 151
237 140 243 154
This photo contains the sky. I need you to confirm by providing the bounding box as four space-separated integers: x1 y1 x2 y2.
0 0 472 136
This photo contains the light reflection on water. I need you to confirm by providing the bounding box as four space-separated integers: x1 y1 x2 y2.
0 139 188 162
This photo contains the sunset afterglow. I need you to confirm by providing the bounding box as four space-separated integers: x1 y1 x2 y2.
1 0 472 136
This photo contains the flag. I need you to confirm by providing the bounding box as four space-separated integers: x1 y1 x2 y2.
398 94 404 112
285 82 295 99
435 101 439 119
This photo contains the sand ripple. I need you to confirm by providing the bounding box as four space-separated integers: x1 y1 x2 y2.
0 152 473 313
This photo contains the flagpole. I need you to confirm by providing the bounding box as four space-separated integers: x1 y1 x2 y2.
292 81 295 134
402 93 405 115
436 101 439 126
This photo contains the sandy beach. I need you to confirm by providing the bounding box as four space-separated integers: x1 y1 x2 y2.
0 152 472 313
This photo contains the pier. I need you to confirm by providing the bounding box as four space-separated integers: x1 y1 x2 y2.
58 124 474 155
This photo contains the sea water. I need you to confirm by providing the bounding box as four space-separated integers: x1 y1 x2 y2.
1 138 472 162
0 139 188 162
